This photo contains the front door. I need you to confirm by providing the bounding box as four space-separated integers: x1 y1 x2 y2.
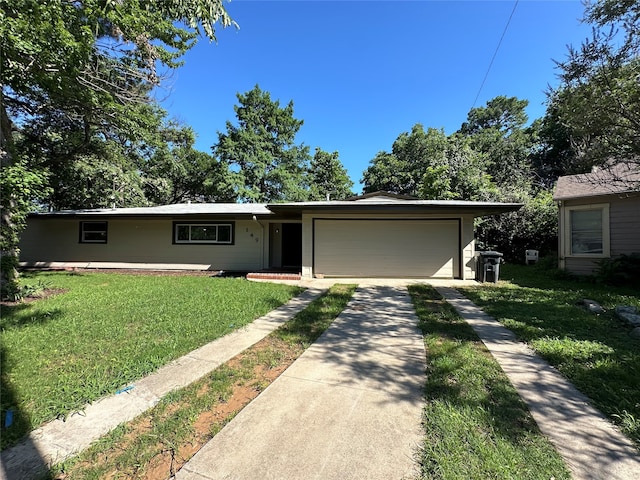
281 223 302 270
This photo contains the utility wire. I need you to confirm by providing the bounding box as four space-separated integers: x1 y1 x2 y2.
471 0 519 108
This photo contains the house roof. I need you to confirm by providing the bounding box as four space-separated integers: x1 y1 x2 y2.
268 196 522 216
346 191 419 201
31 192 522 218
554 163 640 200
33 203 272 218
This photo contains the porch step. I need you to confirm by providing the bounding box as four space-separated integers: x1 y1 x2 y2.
246 272 302 281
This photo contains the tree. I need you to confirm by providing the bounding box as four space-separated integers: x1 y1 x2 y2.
360 97 555 262
2 0 236 164
458 96 537 194
418 135 498 201
143 123 236 204
0 0 235 297
0 162 49 299
362 124 449 196
532 105 583 187
307 148 353 200
214 85 311 203
548 0 640 185
362 124 498 201
475 189 558 262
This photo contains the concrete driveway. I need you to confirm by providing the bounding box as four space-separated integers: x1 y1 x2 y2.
176 285 427 480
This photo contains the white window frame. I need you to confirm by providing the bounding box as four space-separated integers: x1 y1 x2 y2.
564 203 610 258
79 221 108 244
173 222 234 245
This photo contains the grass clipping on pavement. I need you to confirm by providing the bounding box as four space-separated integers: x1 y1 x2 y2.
409 284 571 480
51 284 356 480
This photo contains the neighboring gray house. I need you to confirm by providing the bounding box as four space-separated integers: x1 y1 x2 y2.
554 164 640 276
19 192 521 280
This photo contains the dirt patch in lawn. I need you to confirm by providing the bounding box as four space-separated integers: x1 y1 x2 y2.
0 288 68 307
54 335 303 480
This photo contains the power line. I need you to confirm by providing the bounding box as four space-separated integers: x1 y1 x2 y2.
471 0 519 109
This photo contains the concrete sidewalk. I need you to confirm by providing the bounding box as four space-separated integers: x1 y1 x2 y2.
0 287 327 480
175 285 426 480
436 287 640 480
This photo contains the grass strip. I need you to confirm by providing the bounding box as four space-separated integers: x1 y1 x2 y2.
50 284 356 480
409 284 571 480
0 272 303 450
460 263 640 447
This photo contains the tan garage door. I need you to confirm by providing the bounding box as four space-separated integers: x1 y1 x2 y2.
313 219 459 278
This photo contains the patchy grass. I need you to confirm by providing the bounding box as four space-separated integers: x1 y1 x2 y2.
409 284 571 480
0 271 303 450
460 263 640 447
50 284 356 480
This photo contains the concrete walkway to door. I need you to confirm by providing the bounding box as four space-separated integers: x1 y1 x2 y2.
176 285 427 480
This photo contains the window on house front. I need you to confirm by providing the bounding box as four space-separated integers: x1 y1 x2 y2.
173 222 234 244
80 221 108 243
567 204 609 256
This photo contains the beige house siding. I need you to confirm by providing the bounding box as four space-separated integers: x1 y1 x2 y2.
559 194 640 275
19 217 265 271
300 212 476 279
564 257 600 276
461 216 475 280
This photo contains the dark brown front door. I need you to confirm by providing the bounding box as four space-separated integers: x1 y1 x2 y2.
281 223 302 269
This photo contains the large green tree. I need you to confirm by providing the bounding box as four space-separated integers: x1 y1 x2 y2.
548 0 640 184
458 96 537 194
361 124 449 196
307 148 353 200
142 123 236 205
418 134 498 201
362 124 498 201
360 96 557 262
214 85 311 203
0 0 235 297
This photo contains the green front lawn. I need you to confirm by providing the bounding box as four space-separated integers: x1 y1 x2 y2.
460 262 640 447
0 271 302 449
410 285 571 479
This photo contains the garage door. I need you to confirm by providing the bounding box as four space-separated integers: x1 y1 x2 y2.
313 219 459 278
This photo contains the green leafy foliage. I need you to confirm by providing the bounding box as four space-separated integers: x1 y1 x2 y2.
547 0 640 179
0 0 237 294
595 253 640 287
362 97 552 262
214 85 311 203
476 189 558 261
307 148 354 200
0 162 49 299
362 124 450 196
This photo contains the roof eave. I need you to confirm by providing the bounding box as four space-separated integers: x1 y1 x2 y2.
28 211 274 219
267 203 523 216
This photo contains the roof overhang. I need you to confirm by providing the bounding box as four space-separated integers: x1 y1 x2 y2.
267 200 523 217
29 199 523 220
28 204 274 219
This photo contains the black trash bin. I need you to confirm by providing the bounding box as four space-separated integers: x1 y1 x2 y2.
476 251 503 283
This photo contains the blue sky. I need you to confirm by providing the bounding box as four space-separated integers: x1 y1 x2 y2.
159 0 592 192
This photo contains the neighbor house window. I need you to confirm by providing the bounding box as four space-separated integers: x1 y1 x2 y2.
567 204 609 256
80 221 108 243
173 222 234 244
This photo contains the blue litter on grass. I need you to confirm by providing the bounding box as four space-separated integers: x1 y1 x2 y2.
116 385 134 394
4 409 14 427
